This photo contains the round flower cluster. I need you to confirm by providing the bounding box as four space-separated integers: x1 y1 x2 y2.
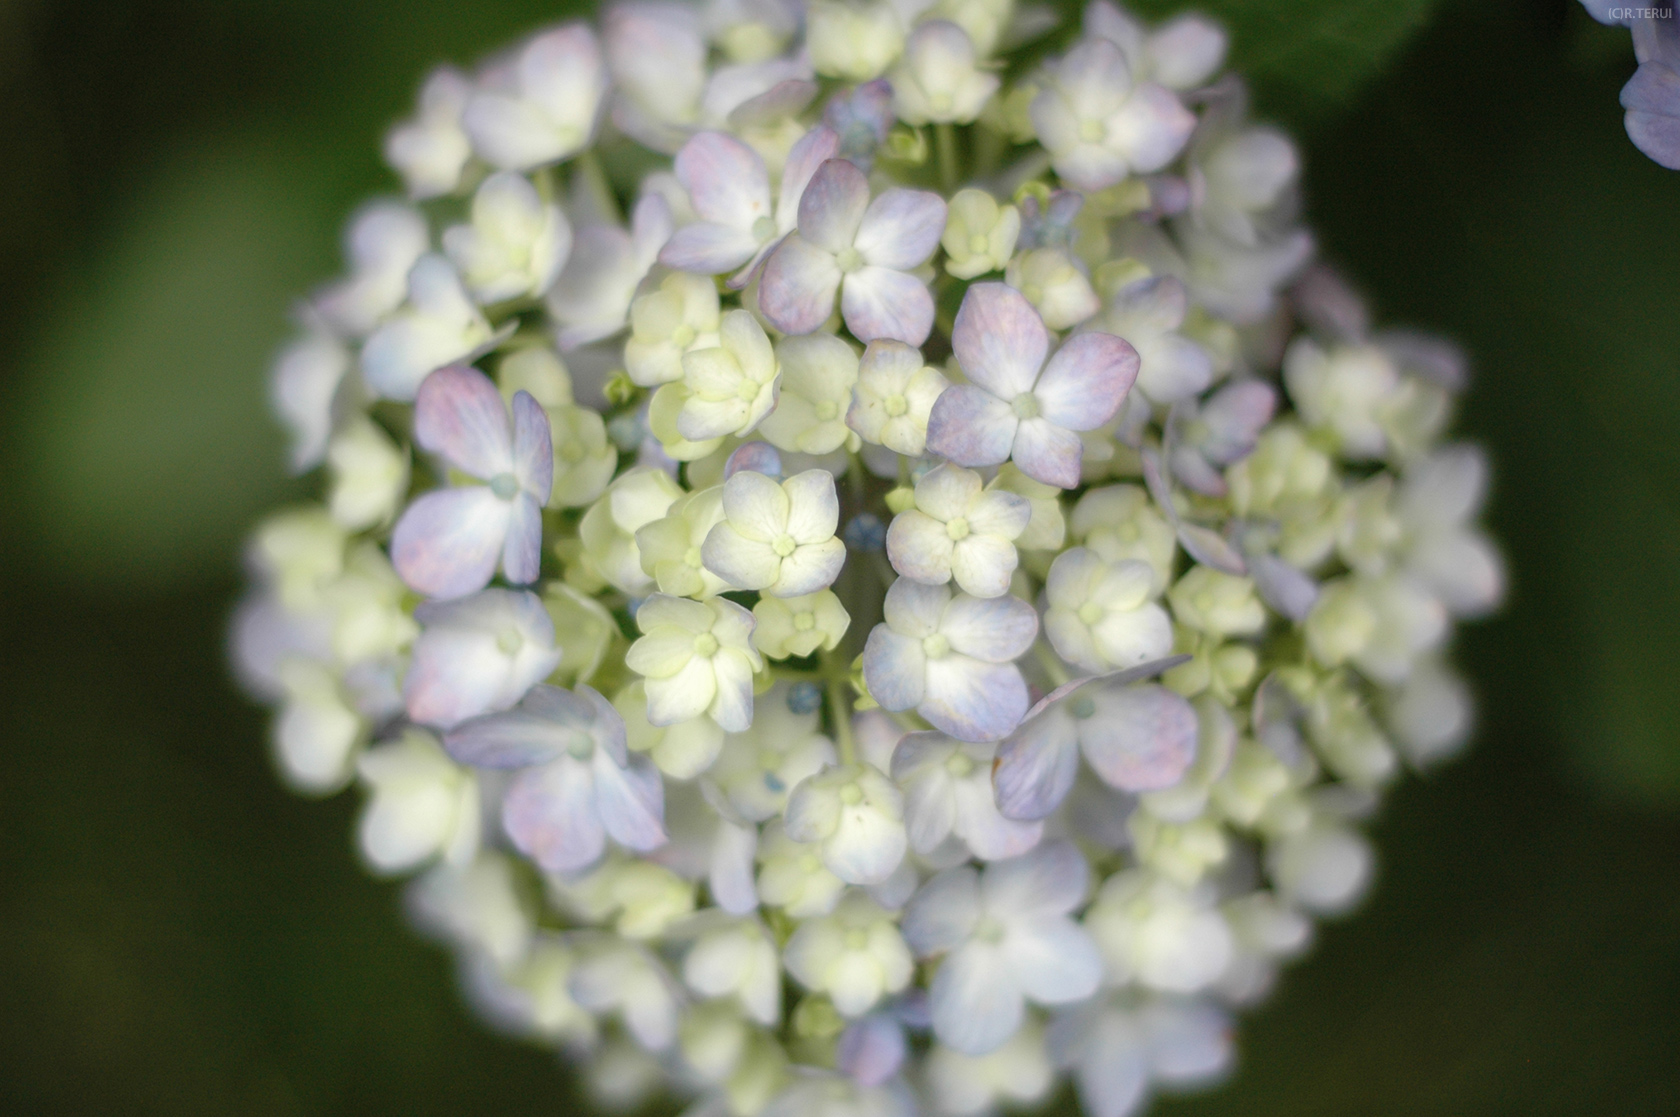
233 3 1503 1116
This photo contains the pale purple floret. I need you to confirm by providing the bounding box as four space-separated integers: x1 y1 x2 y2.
445 683 666 874
659 126 839 287
391 365 553 599
992 659 1196 821
758 158 947 345
1581 3 1680 168
926 283 1139 489
862 578 1038 742
403 588 562 729
836 1012 908 1086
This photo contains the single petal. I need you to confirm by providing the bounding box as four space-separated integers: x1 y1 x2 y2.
1197 380 1276 464
502 759 605 873
902 865 982 955
1624 61 1680 169
500 492 544 585
710 819 761 915
950 534 1019 598
941 593 1038 662
842 266 936 345
646 655 719 725
993 707 1080 821
783 469 841 542
923 656 1028 742
837 1014 908 1088
777 125 843 228
674 130 773 229
659 221 765 274
951 776 1043 861
702 523 782 591
708 648 757 732
951 283 1048 399
414 365 515 478
759 234 844 335
1077 683 1198 792
722 469 791 539
925 384 1019 468
854 188 947 270
1034 333 1138 431
902 765 958 853
1008 918 1103 1004
798 158 872 253
862 627 927 712
593 749 668 851
886 511 957 585
983 840 1090 917
826 800 909 884
443 705 570 768
510 391 554 503
916 464 984 521
1012 418 1085 489
930 943 1023 1055
773 539 847 596
391 487 511 599
725 441 784 481
965 489 1032 539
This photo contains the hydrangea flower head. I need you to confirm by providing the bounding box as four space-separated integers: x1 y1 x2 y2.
236 6 1503 1115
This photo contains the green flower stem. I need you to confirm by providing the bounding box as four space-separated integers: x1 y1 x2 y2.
1034 640 1071 688
935 122 959 193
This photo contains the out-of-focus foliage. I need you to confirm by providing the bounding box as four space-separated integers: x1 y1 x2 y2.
0 1 1677 1115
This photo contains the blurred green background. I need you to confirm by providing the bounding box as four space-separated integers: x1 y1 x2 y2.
1 0 1677 1113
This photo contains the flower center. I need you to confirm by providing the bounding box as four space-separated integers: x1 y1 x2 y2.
883 393 909 417
922 633 950 659
815 399 839 421
559 441 584 463
693 632 720 657
840 782 864 805
1078 601 1105 626
671 324 696 348
845 928 871 950
1011 392 1041 419
684 546 702 568
968 233 990 255
772 533 797 557
490 472 520 499
496 628 525 656
974 916 1006 943
752 215 777 241
1079 119 1106 143
945 753 974 778
945 517 970 541
1070 695 1096 720
794 611 816 631
836 246 864 274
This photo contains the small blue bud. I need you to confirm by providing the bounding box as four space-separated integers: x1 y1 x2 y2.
787 680 824 715
844 512 887 552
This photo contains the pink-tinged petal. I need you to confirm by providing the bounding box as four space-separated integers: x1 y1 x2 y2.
863 626 927 711
797 158 871 254
923 657 1028 742
414 365 514 478
841 267 935 345
1198 380 1276 464
674 130 772 229
1007 918 1102 1003
854 188 947 270
511 390 554 503
930 942 1023 1055
725 441 784 480
1246 551 1318 622
993 707 1079 821
503 758 605 873
942 593 1038 662
952 283 1049 399
1077 683 1198 792
759 234 843 336
391 487 512 599
1034 333 1138 431
443 705 569 768
1011 418 1084 489
593 749 667 851
886 510 956 585
925 384 1018 468
783 469 841 542
501 492 543 585
659 221 764 274
778 126 842 228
